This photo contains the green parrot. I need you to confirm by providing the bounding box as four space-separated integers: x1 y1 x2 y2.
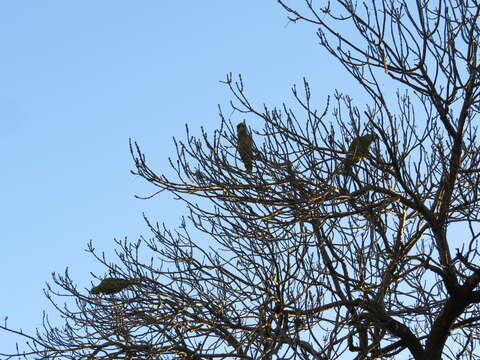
90 277 136 295
343 133 378 176
237 122 253 173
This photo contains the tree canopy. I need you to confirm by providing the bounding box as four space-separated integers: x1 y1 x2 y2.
2 1 480 359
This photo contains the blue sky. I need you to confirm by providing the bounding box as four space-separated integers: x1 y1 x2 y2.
0 1 358 354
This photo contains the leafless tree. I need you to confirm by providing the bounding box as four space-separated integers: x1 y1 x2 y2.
2 0 480 359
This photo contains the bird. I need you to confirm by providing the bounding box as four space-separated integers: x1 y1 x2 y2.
236 122 253 173
90 277 137 295
343 134 378 176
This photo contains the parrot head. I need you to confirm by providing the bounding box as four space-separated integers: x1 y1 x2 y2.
365 133 378 143
237 122 247 134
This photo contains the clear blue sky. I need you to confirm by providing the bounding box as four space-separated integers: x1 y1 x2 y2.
0 1 359 354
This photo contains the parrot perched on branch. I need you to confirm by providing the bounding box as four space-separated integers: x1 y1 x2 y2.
237 122 253 173
343 133 378 177
90 277 137 295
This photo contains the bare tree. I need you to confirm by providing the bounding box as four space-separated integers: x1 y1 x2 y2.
2 0 480 359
